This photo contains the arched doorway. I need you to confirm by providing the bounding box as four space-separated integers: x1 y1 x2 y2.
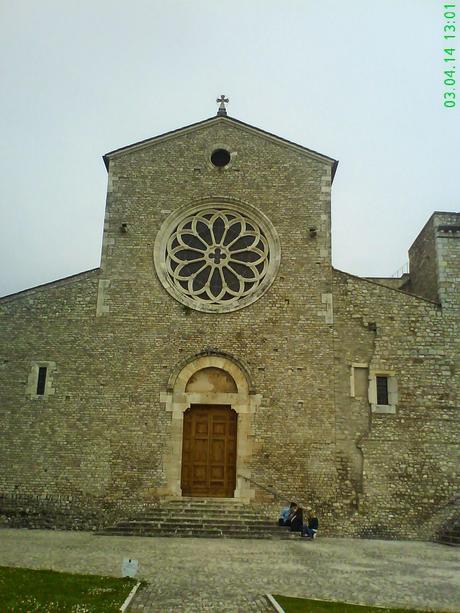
159 352 262 501
181 404 237 497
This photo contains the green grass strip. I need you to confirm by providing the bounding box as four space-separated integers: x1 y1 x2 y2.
0 566 137 612
272 594 446 613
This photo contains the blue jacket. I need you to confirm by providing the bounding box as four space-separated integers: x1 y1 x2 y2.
280 507 291 521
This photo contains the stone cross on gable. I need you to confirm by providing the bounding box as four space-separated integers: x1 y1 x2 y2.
216 95 229 116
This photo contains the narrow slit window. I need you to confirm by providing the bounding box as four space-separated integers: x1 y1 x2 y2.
376 376 389 405
36 367 47 395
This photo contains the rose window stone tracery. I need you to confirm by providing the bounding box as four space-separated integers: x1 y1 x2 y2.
154 202 280 313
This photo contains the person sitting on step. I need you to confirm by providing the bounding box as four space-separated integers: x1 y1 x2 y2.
278 501 297 526
301 509 319 539
289 505 303 532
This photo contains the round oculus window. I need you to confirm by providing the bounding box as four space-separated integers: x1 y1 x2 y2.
154 202 280 313
210 148 231 167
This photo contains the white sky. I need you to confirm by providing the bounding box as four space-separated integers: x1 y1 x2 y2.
0 0 458 297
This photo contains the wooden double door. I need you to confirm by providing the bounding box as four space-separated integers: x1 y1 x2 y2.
181 404 237 497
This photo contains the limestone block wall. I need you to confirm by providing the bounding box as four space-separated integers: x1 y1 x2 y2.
0 271 104 499
408 215 439 302
0 117 457 539
0 120 341 523
0 270 171 507
434 212 460 310
408 211 460 309
97 120 339 510
333 270 459 538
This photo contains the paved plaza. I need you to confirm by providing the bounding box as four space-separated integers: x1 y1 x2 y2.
0 529 459 612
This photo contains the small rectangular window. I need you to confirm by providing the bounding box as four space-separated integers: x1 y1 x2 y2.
376 376 389 405
36 367 47 395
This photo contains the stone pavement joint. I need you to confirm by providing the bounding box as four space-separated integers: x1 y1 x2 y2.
0 530 459 613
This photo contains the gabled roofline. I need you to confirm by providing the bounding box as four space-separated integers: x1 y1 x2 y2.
103 115 339 182
333 268 441 306
0 268 100 302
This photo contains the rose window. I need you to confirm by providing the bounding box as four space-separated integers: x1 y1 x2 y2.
154 203 280 313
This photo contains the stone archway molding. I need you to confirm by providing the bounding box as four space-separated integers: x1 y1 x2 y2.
159 351 262 500
166 349 255 394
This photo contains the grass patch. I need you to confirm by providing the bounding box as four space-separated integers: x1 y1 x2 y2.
0 566 137 612
272 595 442 613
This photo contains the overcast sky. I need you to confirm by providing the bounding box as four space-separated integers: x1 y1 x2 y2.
0 0 458 297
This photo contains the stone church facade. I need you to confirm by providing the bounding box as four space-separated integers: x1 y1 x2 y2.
1 112 458 539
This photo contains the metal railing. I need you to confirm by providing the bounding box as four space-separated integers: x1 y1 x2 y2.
237 473 292 504
391 262 409 278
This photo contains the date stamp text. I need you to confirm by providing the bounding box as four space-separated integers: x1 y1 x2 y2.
443 3 457 107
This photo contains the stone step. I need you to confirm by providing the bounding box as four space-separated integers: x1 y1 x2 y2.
134 509 263 517
114 524 284 534
164 503 247 510
162 504 253 513
131 516 262 524
437 517 460 546
157 506 254 515
141 519 277 527
443 529 460 537
131 512 272 522
438 534 460 546
117 519 278 528
97 498 286 540
97 528 296 539
167 497 244 504
147 503 252 510
102 525 289 535
96 530 277 539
